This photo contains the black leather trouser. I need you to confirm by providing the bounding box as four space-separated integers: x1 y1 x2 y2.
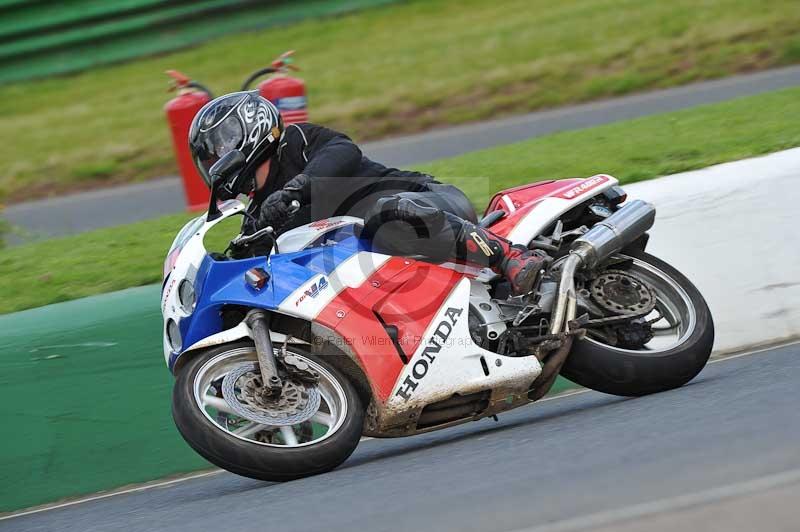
362 183 508 266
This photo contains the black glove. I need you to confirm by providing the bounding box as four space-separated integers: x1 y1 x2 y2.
258 190 294 229
283 173 311 203
256 174 310 229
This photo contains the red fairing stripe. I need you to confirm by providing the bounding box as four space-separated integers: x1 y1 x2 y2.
373 263 463 362
484 175 612 239
315 258 463 402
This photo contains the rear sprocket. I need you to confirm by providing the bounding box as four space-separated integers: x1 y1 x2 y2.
590 269 656 316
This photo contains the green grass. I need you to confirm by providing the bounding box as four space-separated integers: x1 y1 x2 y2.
2 86 800 314
0 215 7 249
422 86 800 207
2 0 800 201
0 214 240 312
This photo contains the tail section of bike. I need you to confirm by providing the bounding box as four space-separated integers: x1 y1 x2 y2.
483 174 620 243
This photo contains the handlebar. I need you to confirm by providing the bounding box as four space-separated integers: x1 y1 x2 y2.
228 200 301 249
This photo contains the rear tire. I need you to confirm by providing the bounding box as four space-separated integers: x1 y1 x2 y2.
172 341 364 481
561 250 714 396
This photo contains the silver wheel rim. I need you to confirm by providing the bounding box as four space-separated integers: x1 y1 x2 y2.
193 347 348 447
584 254 697 354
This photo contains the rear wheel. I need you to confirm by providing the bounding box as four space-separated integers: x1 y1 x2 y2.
561 250 714 396
172 342 364 481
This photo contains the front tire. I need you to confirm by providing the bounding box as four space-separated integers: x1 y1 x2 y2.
172 341 364 481
561 250 714 396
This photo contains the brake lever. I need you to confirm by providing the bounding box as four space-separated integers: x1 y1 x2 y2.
225 200 301 256
230 226 275 247
224 226 273 258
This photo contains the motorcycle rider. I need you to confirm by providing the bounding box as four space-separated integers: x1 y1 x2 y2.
189 91 548 295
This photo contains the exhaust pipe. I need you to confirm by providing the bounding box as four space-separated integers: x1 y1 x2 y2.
550 200 655 334
571 199 656 270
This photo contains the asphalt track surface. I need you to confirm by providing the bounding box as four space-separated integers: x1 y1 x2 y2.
4 342 799 532
5 64 800 240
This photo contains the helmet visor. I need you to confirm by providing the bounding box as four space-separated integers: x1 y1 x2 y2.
194 114 244 187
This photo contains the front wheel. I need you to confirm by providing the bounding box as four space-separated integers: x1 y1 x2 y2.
561 250 714 396
172 342 364 481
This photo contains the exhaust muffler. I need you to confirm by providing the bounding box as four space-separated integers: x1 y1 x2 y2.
571 199 656 269
550 200 655 334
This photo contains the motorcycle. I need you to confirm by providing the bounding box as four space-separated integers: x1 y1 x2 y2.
162 152 714 480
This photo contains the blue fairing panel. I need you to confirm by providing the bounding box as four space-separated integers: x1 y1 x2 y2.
174 235 365 369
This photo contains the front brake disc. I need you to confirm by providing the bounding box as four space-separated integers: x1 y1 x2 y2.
221 362 320 426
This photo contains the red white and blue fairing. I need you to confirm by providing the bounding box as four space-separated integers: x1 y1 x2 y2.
162 175 617 435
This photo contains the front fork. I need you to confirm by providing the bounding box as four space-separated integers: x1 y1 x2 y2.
244 309 321 399
245 309 283 397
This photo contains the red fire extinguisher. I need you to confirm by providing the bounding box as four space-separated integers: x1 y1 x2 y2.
163 51 307 211
241 50 308 124
164 70 213 211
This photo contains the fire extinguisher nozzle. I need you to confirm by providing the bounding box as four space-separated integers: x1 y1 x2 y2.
165 70 192 91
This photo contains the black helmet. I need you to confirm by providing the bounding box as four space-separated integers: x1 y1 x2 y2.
189 91 283 197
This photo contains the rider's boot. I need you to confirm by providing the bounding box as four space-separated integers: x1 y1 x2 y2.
385 197 550 295
454 221 550 296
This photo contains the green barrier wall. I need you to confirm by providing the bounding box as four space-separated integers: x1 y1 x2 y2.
0 285 209 512
0 0 401 84
0 284 577 512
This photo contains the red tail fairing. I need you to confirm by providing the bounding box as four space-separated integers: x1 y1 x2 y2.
484 175 613 239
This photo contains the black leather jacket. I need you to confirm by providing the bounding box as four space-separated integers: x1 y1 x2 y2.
245 123 437 232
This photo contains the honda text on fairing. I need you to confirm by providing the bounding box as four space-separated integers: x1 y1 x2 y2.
162 153 714 480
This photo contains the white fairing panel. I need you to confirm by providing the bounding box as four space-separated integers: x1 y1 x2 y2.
385 279 542 412
505 174 619 245
181 321 310 355
274 216 364 253
162 200 247 365
276 251 390 321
